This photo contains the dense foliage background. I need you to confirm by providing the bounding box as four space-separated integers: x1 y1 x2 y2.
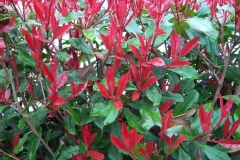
0 0 240 159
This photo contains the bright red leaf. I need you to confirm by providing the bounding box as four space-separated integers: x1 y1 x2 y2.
82 124 97 148
53 24 72 41
223 118 230 138
199 103 212 133
154 28 166 36
219 94 233 119
96 82 110 99
87 150 104 160
227 119 240 139
55 71 69 90
159 101 174 113
179 37 199 57
211 139 240 149
137 141 154 160
159 110 174 135
146 57 165 66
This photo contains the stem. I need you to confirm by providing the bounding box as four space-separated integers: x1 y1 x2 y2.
0 149 20 160
8 70 54 156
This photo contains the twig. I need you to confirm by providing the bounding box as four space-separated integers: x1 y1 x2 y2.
0 150 20 160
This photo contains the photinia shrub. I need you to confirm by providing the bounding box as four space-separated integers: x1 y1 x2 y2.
0 0 240 159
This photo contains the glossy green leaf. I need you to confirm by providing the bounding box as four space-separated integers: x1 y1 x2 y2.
28 127 41 160
18 48 36 67
83 28 96 42
63 115 76 135
56 52 71 62
174 90 199 115
199 143 231 160
222 66 240 84
57 145 79 159
123 108 146 134
139 100 161 130
104 106 119 125
146 86 162 106
169 66 199 79
186 17 219 39
69 38 94 55
0 105 9 112
161 91 184 103
18 118 25 130
14 132 32 154
126 20 143 35
205 37 220 64
150 155 164 160
166 126 194 141
108 143 123 160
179 147 191 160
28 107 48 128
58 12 82 25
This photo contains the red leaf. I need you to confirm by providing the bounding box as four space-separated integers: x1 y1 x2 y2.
129 128 143 150
106 67 116 96
70 81 88 99
132 91 141 101
131 61 138 84
21 29 35 53
146 57 165 66
13 134 20 148
51 56 58 76
137 148 148 158
116 73 128 97
211 139 240 149
96 82 110 99
88 150 104 160
179 37 199 57
223 118 230 138
227 119 240 139
140 76 158 91
122 123 130 147
82 124 96 147
0 16 16 33
129 44 141 59
146 141 154 156
42 62 55 83
110 135 128 152
53 24 72 40
154 28 166 36
142 65 154 82
168 60 191 68
113 100 123 111
160 110 174 134
170 31 182 59
159 100 174 113
100 34 111 51
172 82 181 93
33 2 45 24
53 97 66 106
56 71 69 89
72 153 83 160
0 38 6 48
94 52 104 59
221 97 233 119
199 103 212 133
173 136 186 148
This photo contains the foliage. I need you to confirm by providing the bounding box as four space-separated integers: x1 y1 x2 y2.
0 0 240 159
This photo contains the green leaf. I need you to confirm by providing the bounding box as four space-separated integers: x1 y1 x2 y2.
126 20 143 35
205 37 220 64
146 86 162 106
150 155 164 160
220 66 240 84
104 105 119 125
63 115 76 135
56 52 71 62
123 108 146 134
196 3 210 17
169 66 199 79
14 132 32 154
17 48 36 67
199 143 231 160
57 145 79 159
179 147 191 160
0 105 9 112
28 127 41 160
174 90 199 115
18 118 25 130
91 103 106 116
58 12 83 25
69 38 94 55
108 143 123 160
166 126 194 141
223 95 240 106
186 17 219 39
161 91 184 102
139 100 161 130
83 28 96 42
28 107 48 128
179 79 195 94
65 102 82 125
